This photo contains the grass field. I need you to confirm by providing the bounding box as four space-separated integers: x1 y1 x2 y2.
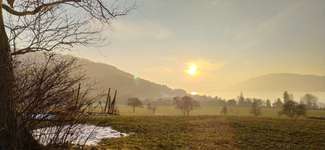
84 105 325 149
116 105 325 118
87 116 325 150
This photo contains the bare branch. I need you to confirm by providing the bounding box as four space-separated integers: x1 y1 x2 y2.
2 0 80 16
4 0 134 56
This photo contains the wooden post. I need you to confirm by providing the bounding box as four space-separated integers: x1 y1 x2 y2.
110 89 117 114
104 88 111 113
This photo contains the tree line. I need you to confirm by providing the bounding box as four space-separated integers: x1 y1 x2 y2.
127 96 200 116
126 91 321 118
214 92 320 110
219 91 320 118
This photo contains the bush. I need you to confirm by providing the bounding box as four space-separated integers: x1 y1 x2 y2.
279 100 307 118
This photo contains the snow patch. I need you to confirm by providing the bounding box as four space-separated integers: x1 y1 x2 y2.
31 113 56 120
33 124 128 146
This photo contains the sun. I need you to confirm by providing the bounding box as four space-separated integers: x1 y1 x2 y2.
190 91 198 95
186 64 198 76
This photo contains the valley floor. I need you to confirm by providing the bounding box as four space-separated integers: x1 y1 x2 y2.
115 105 325 117
87 116 325 150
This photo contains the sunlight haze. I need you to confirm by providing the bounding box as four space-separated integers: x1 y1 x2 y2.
2 0 325 149
66 0 325 96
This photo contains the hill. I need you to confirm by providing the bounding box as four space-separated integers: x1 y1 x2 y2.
230 73 325 92
18 53 187 102
77 58 187 101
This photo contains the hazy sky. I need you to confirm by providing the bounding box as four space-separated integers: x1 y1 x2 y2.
68 0 325 95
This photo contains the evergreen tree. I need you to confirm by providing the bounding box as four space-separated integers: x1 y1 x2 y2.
238 92 245 106
283 91 293 103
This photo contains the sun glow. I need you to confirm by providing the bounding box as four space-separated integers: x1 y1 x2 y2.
190 92 198 95
186 64 198 76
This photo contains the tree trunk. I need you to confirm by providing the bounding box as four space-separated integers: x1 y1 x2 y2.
133 106 135 113
0 3 19 149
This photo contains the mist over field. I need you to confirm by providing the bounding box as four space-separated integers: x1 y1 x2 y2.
1 0 325 149
77 56 325 103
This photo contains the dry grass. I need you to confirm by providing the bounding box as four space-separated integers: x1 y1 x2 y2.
86 116 325 150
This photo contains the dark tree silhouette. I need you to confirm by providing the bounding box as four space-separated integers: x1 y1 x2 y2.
0 0 131 148
283 91 293 103
295 104 307 117
279 99 307 118
127 97 143 113
280 100 296 118
14 54 96 149
174 96 200 116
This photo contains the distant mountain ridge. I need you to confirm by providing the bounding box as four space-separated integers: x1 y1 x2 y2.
77 57 187 101
20 54 325 100
230 73 325 92
19 53 188 102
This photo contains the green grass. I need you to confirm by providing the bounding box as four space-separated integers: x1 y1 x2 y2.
89 116 237 150
86 116 325 150
230 117 325 149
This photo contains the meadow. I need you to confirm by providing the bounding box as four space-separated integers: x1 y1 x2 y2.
116 104 325 118
88 116 325 150
82 105 325 149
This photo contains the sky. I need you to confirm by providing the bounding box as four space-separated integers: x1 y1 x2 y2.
67 0 325 95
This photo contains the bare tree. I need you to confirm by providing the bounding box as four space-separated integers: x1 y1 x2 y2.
301 94 318 110
174 96 200 116
0 0 132 148
14 54 97 149
127 97 143 113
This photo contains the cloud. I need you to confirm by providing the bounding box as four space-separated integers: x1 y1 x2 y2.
109 20 173 40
